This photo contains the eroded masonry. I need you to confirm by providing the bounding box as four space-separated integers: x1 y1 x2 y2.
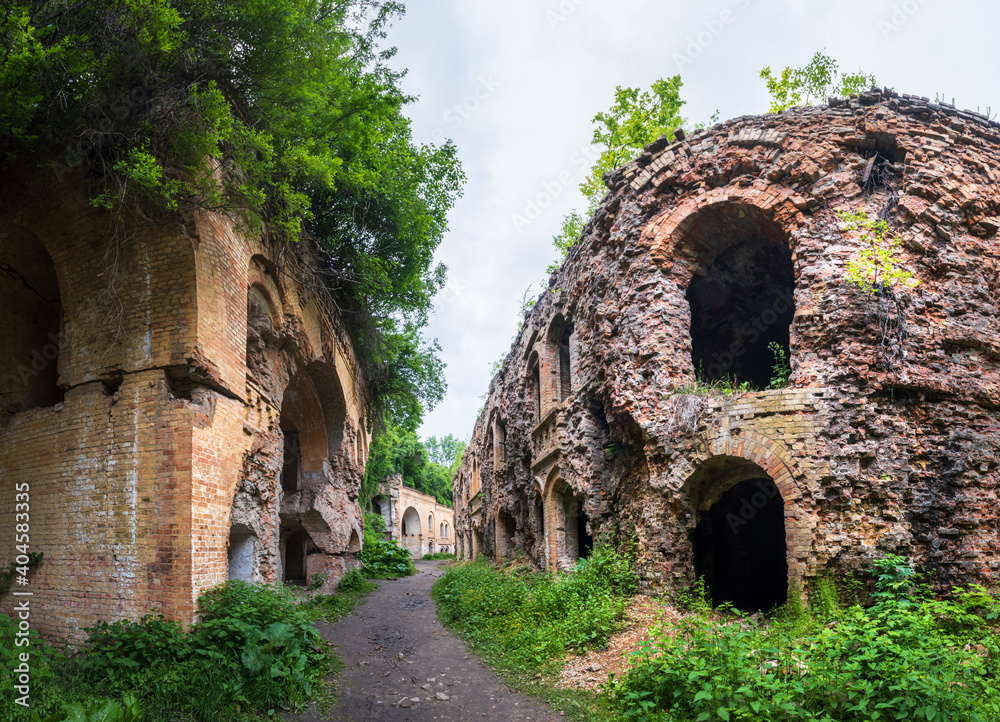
0 165 369 643
455 90 1000 610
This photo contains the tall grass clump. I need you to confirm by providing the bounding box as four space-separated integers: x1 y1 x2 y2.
611 555 1000 721
433 542 638 675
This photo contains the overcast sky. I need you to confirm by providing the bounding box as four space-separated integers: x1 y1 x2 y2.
383 0 999 443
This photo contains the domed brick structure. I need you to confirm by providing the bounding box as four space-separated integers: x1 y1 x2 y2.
454 89 1000 609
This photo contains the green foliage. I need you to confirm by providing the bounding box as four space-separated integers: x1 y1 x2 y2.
0 0 462 443
1 581 333 721
308 573 327 591
841 210 920 295
433 542 637 674
0 550 43 595
423 434 467 469
760 51 877 113
361 422 456 506
612 557 1000 721
581 76 686 212
767 342 791 390
363 509 388 546
422 552 455 561
34 695 143 722
359 539 416 578
548 211 585 274
337 569 377 594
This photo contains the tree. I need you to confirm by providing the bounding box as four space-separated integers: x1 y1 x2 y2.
578 76 687 213
424 434 467 468
760 51 876 113
547 76 690 273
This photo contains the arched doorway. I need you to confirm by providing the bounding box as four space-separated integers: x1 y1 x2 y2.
401 506 422 557
496 509 515 561
683 204 795 389
283 529 310 583
549 478 591 570
686 456 788 611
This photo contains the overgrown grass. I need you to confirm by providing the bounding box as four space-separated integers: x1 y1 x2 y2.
0 581 376 722
422 552 455 561
611 556 1000 721
433 543 637 720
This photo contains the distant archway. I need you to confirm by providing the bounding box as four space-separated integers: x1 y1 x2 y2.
401 506 422 557
547 478 591 570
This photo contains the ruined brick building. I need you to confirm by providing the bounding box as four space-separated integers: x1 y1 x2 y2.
371 474 455 558
0 165 370 643
454 89 1000 610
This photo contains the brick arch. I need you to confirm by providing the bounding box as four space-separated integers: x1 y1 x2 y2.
641 185 808 280
669 430 814 592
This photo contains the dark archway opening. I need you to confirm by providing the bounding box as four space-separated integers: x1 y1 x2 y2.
576 504 593 560
684 205 795 390
371 501 381 516
283 530 309 583
693 477 788 611
280 425 301 493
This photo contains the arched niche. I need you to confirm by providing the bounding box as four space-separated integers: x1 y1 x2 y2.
680 203 795 389
280 371 329 484
0 224 64 415
546 314 573 402
227 524 257 582
305 361 347 455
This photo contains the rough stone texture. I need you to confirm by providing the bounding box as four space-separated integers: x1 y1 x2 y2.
454 90 1000 603
0 165 370 644
372 474 455 558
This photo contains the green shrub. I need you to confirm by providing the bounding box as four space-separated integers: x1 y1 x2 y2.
363 510 387 545
359 539 415 578
433 543 637 676
2 581 332 721
337 569 377 594
422 552 455 560
611 557 1000 721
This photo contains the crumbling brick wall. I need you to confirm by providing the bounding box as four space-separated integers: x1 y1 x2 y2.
0 165 371 644
455 90 1000 607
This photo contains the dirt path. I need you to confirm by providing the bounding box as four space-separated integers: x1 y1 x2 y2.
286 560 559 721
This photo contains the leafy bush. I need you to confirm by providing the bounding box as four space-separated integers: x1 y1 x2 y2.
337 569 377 594
612 557 1000 721
433 543 637 674
422 552 455 560
1 581 332 721
359 539 415 578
